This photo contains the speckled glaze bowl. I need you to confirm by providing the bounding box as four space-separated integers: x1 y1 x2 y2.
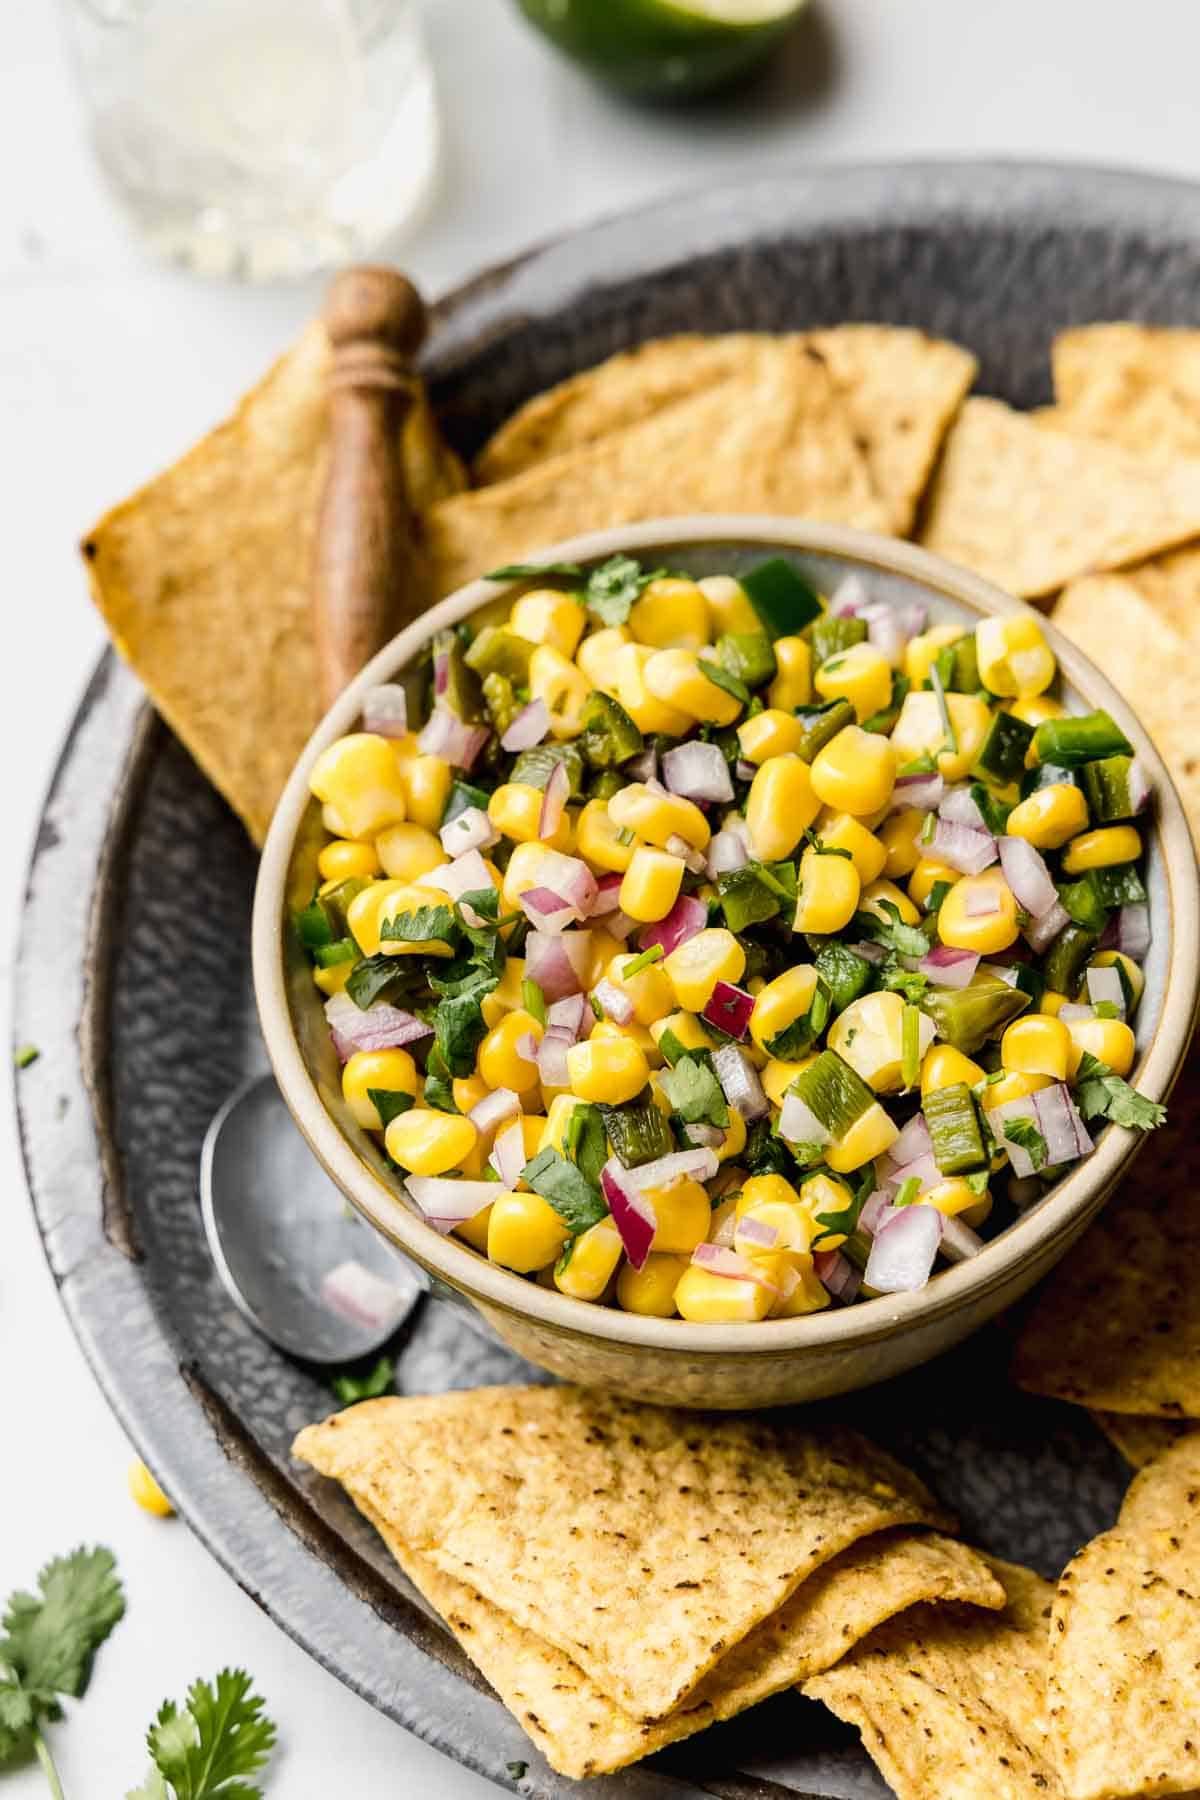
254 516 1199 1408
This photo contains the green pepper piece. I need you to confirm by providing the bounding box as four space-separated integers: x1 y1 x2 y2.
1006 963 1046 1013
1032 710 1134 768
295 895 335 950
1057 873 1111 934
717 632 776 690
442 778 491 825
1020 760 1079 798
861 672 910 735
510 742 587 796
973 712 1034 783
740 558 823 639
717 861 796 932
788 1050 874 1138
481 671 523 734
1043 924 1100 996
970 782 1014 836
578 690 644 769
1092 863 1147 907
599 1089 674 1168
809 615 868 668
431 627 483 721
918 975 1029 1054
924 1081 987 1173
1079 754 1142 823
813 941 873 1014
589 768 624 802
793 699 856 762
463 624 536 684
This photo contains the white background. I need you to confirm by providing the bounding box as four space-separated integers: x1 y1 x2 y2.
5 1 1200 1792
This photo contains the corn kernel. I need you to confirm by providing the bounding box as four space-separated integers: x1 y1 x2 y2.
554 1217 624 1300
987 1069 1053 1107
1002 1015 1071 1081
1061 825 1141 875
716 1108 748 1162
879 807 926 879
826 1102 899 1173
1066 1016 1137 1079
814 642 893 723
488 781 572 848
566 1035 649 1105
925 1178 988 1218
617 1252 690 1316
921 1044 985 1097
128 1459 174 1517
1005 784 1089 850
629 577 711 651
510 588 586 659
793 845 861 934
576 799 640 873
859 877 921 926
346 880 455 957
591 1017 663 1069
650 1011 717 1056
608 951 675 1026
577 625 632 692
619 847 685 923
797 1172 856 1249
342 1048 420 1130
530 644 591 739
936 869 1020 954
771 1263 832 1317
762 1055 817 1106
452 1074 490 1118
737 708 804 764
891 690 993 783
1084 950 1145 1012
480 958 525 1029
611 644 692 735
663 928 745 1012
816 812 888 883
908 857 962 909
644 648 742 725
810 726 895 817
385 1108 478 1176
587 930 624 988
478 1009 543 1093
501 841 554 912
1009 694 1066 728
645 1178 712 1255
698 574 760 636
746 755 820 859
767 634 813 711
375 822 445 881
309 734 408 839
453 1203 493 1254
828 990 924 1094
487 1190 569 1273
318 839 380 882
750 966 819 1053
905 624 964 688
1040 989 1070 1017
313 959 355 998
673 1263 775 1323
608 781 710 851
398 753 451 831
975 614 1056 699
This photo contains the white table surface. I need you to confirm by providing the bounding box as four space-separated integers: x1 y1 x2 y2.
6 1 1200 1791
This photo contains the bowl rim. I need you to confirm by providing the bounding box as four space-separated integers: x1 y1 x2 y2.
253 516 1200 1358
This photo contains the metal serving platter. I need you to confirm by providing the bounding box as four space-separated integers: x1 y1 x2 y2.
18 159 1200 1798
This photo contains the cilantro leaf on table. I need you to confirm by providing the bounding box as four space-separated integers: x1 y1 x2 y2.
136 1668 276 1800
659 1053 730 1128
331 1354 394 1407
0 1546 125 1774
1074 1051 1167 1131
521 1149 608 1234
1004 1117 1048 1170
852 900 930 960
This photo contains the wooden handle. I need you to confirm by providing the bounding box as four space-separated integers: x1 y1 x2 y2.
313 267 428 712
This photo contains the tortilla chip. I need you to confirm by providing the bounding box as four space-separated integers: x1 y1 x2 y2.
83 322 465 845
1092 1412 1200 1471
803 1558 1060 1800
1050 323 1200 458
293 1386 950 1722
359 1504 1002 1779
1048 1442 1200 1798
425 340 891 600
1012 1054 1200 1417
1050 572 1200 841
474 327 975 537
917 396 1200 599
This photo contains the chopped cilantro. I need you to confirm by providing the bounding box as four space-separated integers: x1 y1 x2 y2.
660 1053 730 1128
657 1027 688 1067
898 750 937 776
565 1101 608 1188
521 977 547 1026
1004 1117 1048 1170
422 1046 459 1114
366 1088 415 1127
852 900 930 960
1074 1052 1167 1131
812 1167 874 1247
520 1148 608 1234
379 904 456 945
699 660 750 708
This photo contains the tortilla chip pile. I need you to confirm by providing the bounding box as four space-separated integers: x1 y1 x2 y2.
294 1385 1016 1779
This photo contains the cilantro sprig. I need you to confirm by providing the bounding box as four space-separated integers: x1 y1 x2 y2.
128 1668 276 1800
484 554 666 628
1004 1117 1048 1171
1074 1052 1167 1132
852 900 930 960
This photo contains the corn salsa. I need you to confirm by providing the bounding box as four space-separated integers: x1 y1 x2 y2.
297 555 1165 1321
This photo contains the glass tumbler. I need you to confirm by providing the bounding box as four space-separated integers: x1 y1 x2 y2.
60 0 441 280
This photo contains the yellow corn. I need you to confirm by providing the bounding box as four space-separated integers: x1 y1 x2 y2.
859 877 921 926
663 928 745 1012
674 1263 775 1323
309 733 408 839
576 625 632 692
608 781 710 852
737 708 804 764
698 574 761 636
908 856 962 909
926 1178 989 1218
1005 784 1089 850
1061 825 1141 874
644 648 742 725
454 1203 493 1254
1002 1015 1071 1081
398 752 452 831
530 644 591 738
318 839 380 882
612 644 692 735
628 577 711 651
313 959 355 998
890 690 993 783
974 614 1056 699
880 807 926 879
480 957 525 1028
771 1264 832 1318
346 880 455 957
1066 1016 1137 1079
554 1217 624 1300
827 990 915 1094
591 1017 663 1068
342 1048 420 1130
488 781 571 848
826 1102 898 1173
649 1011 717 1056
1040 989 1069 1017
322 803 352 837
501 841 555 911
793 845 861 934
749 966 819 1053
904 623 964 688
797 1171 856 1250
478 1009 543 1093
586 930 625 988
762 1055 817 1106
487 1190 569 1273
375 822 445 882
816 812 888 883
616 1252 689 1317
619 847 685 923
767 634 813 711
936 869 1020 954
810 726 895 816
128 1459 174 1517
452 1074 490 1118
746 754 820 858
566 1035 649 1104
1084 950 1144 1012
509 588 585 659
716 1109 748 1162
646 1178 712 1255
814 642 893 722
1009 694 1066 728
576 799 640 873
921 1044 985 1097
987 1069 1052 1107
385 1108 478 1176
607 951 675 1026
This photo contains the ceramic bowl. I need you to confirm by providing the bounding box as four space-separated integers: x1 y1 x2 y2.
253 517 1199 1408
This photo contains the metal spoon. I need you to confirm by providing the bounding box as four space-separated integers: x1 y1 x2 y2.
200 1073 426 1364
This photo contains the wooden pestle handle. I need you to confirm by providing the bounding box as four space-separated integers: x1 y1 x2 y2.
313 267 428 712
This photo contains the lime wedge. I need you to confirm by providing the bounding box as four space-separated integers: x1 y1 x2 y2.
516 0 810 100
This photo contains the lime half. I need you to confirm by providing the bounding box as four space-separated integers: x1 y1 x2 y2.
516 0 810 100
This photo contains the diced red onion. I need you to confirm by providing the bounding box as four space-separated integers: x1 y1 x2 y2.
525 929 593 1000
964 885 1001 917
884 1151 940 1195
918 944 980 989
928 818 997 876
987 1083 1092 1177
703 981 755 1041
863 1204 943 1292
626 1146 719 1192
889 1112 932 1168
406 1177 505 1232
1023 900 1070 954
681 1122 724 1149
690 1242 779 1292
325 992 433 1060
639 893 708 959
737 1215 779 1249
500 699 549 752
665 832 708 875
1117 903 1151 960
706 829 750 878
514 1032 540 1064
520 887 576 934
433 646 450 699
939 1215 984 1263
320 1259 412 1331
536 1028 574 1088
830 574 870 616
896 601 930 639
600 1160 657 1270
592 978 634 1025
857 1189 894 1237
712 1044 770 1121
1085 965 1126 1015
538 851 598 920
489 1118 526 1188
939 786 988 832
468 1087 521 1134
735 758 758 782
547 993 590 1038
662 741 734 805
998 836 1058 919
888 772 945 815
627 747 657 783
421 849 495 904
361 684 408 739
779 1092 831 1146
1127 759 1153 815
538 760 570 840
417 704 490 772
589 872 624 917
814 1248 861 1301
1058 1003 1095 1023
607 909 639 941
439 805 498 859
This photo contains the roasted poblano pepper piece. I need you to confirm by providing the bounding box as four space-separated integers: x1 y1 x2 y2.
924 1081 987 1174
1032 710 1133 768
918 975 1028 1054
431 627 483 720
717 632 776 690
578 690 644 768
1079 754 1144 823
740 558 823 639
809 614 868 667
973 711 1034 783
1043 924 1100 996
793 699 857 762
510 742 587 796
464 624 536 683
788 1050 874 1138
813 941 873 1014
